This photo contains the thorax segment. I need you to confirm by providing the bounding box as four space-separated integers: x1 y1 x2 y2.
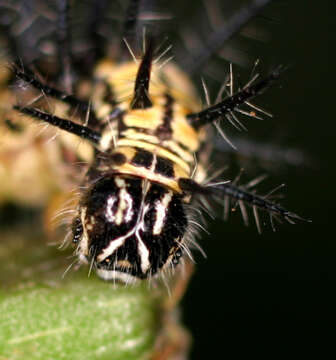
92 60 207 192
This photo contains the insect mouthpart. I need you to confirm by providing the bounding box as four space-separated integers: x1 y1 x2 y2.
74 175 188 281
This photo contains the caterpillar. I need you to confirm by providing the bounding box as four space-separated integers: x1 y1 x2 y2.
0 0 307 284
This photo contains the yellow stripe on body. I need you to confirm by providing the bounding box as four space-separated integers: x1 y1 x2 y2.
120 129 195 164
123 106 164 129
115 161 185 193
116 139 191 174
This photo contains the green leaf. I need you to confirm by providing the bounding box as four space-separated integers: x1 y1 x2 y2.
0 225 162 360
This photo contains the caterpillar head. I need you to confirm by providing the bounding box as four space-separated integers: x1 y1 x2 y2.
72 175 187 282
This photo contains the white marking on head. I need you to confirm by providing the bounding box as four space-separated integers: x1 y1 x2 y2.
106 195 117 222
115 177 126 187
153 191 173 235
136 232 151 274
115 188 134 225
96 268 139 284
97 229 133 262
123 192 134 222
112 177 134 225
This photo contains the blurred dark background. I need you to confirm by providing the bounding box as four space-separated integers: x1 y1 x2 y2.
182 1 336 357
0 0 335 358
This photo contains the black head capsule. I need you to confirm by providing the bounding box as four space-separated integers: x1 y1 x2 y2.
73 175 188 282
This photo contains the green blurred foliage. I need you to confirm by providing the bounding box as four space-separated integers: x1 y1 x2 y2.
0 226 161 360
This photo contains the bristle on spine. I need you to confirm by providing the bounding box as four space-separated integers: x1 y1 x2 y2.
121 0 143 57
